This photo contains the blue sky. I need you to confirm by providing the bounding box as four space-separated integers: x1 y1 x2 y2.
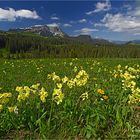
0 0 140 41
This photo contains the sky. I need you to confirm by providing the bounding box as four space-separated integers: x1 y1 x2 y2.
0 0 140 41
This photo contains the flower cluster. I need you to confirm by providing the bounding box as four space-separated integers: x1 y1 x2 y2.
39 87 48 103
48 72 61 82
0 92 12 104
65 70 89 88
48 70 89 89
53 88 64 105
121 66 140 105
16 83 48 103
0 92 12 112
97 89 108 100
8 106 18 114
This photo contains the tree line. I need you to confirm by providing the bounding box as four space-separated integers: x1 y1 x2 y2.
0 32 140 59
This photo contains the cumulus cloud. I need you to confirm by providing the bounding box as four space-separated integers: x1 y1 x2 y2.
50 16 59 20
74 28 98 34
79 19 87 23
63 23 72 27
47 23 60 27
123 4 132 11
0 8 40 21
132 7 140 16
86 0 111 15
95 11 140 35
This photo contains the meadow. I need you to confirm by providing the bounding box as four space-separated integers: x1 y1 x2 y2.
0 58 140 139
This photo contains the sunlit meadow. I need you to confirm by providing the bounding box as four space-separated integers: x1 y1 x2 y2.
0 58 140 139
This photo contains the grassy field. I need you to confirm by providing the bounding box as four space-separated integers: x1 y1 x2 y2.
0 58 140 139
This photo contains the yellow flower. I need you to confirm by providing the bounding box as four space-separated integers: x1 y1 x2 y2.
80 92 88 101
16 86 23 92
67 79 75 88
74 66 78 72
93 77 97 80
8 106 18 113
97 89 105 95
102 95 109 100
56 83 62 89
114 74 118 78
2 93 12 98
74 70 89 87
62 76 69 84
0 93 12 104
31 83 40 90
0 104 3 111
24 86 31 94
39 87 48 103
53 88 64 105
117 64 121 69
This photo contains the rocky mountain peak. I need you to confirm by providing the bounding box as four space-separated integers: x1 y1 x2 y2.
9 24 66 37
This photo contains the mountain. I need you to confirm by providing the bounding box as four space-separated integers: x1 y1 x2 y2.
126 40 140 44
9 24 67 37
76 35 93 42
9 24 112 45
112 40 127 45
69 35 111 45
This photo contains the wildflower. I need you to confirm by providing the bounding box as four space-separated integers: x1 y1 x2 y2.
128 88 140 104
0 104 3 111
56 83 62 89
97 89 105 95
67 79 75 88
8 106 18 114
53 88 64 105
31 83 40 90
24 86 31 94
114 74 118 78
74 70 89 87
62 76 69 84
74 66 78 72
117 64 121 69
70 62 73 66
16 86 23 93
102 95 109 100
8 106 16 113
39 87 48 103
93 77 97 80
0 93 12 104
80 92 88 101
48 72 60 82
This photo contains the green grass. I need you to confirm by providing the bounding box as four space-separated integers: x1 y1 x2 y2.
0 58 140 139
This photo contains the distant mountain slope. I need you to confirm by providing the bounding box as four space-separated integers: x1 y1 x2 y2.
126 40 140 44
9 24 67 37
9 24 112 45
68 35 112 45
112 40 127 45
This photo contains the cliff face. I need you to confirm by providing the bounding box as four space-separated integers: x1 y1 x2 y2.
9 24 66 37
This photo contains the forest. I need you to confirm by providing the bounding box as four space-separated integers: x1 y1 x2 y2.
0 31 140 59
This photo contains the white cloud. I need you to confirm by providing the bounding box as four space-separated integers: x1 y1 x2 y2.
47 23 59 27
134 33 140 36
50 16 59 20
133 7 140 16
74 28 98 34
98 12 140 35
86 0 111 15
79 19 87 23
0 8 40 21
123 4 132 11
63 23 72 27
